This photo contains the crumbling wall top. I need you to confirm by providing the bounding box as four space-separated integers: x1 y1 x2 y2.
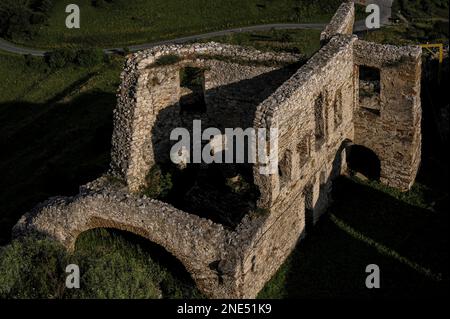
125 42 302 71
354 39 422 68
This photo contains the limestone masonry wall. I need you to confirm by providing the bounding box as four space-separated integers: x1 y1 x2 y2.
14 1 422 298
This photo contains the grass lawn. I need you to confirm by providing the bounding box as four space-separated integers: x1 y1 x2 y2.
10 0 342 49
0 52 123 245
68 228 203 298
359 21 449 45
259 16 450 296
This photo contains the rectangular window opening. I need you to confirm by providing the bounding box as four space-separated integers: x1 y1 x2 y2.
358 65 381 115
304 184 314 233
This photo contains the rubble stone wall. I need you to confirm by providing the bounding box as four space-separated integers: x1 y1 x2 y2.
242 35 357 297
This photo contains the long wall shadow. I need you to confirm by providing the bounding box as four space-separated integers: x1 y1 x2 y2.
268 176 449 299
0 91 116 245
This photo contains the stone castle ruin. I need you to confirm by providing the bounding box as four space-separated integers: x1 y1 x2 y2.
13 1 421 298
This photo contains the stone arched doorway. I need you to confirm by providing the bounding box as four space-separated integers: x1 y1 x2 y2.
346 144 381 180
12 186 233 298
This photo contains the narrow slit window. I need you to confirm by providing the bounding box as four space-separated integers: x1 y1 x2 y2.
297 134 311 168
314 93 325 148
333 88 343 129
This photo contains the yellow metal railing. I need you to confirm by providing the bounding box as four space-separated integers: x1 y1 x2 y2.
420 43 444 64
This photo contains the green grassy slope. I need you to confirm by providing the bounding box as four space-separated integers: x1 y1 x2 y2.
361 0 449 45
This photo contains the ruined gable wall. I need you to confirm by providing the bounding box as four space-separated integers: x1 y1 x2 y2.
14 0 423 300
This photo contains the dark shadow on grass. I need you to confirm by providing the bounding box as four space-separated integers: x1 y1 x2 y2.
0 91 116 245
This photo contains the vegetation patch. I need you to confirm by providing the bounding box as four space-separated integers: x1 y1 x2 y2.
0 0 54 39
361 0 449 45
143 165 173 199
203 29 321 57
258 176 449 299
46 48 106 69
